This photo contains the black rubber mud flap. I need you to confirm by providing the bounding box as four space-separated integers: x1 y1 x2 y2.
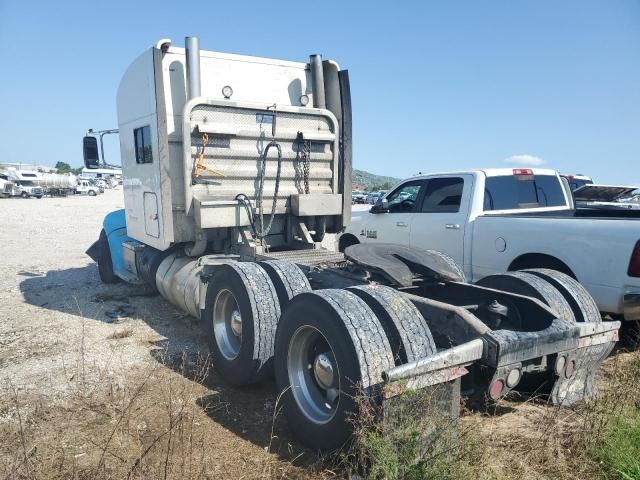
549 340 615 406
274 289 394 450
204 262 281 386
519 270 610 405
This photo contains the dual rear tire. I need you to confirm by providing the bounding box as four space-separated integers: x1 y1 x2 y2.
203 261 436 450
476 268 601 324
274 286 436 449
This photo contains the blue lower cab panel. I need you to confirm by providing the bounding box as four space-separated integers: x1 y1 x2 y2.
102 209 138 282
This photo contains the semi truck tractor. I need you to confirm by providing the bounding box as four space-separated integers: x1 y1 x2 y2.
86 37 620 449
0 177 13 198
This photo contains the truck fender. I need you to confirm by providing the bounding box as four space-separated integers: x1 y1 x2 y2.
508 252 576 279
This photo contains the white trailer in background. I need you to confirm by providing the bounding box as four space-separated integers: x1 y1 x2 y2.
85 37 619 450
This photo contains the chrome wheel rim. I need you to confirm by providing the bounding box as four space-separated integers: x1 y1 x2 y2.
288 325 340 424
213 289 242 360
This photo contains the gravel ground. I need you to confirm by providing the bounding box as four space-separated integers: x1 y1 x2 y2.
0 189 324 479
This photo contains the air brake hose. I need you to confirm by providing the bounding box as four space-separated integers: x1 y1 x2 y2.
256 140 283 240
236 106 283 243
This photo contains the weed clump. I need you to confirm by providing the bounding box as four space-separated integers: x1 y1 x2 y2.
345 380 484 480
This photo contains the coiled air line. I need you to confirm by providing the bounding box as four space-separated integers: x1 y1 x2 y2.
236 105 283 242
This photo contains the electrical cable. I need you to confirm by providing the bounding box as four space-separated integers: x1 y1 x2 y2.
255 140 282 239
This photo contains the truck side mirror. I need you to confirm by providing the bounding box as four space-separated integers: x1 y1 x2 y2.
370 198 389 214
83 136 100 169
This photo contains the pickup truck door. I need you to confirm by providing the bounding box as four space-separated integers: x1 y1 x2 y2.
409 175 472 268
361 179 427 245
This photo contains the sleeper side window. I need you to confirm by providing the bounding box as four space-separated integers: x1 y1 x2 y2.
134 126 153 164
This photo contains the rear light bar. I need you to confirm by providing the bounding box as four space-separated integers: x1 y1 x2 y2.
513 168 533 176
629 241 640 277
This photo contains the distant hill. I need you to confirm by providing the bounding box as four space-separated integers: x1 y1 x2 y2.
352 169 400 191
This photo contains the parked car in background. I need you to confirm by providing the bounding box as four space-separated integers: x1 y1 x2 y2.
366 190 388 204
352 191 366 204
376 190 388 203
95 179 109 190
366 191 379 204
340 168 640 321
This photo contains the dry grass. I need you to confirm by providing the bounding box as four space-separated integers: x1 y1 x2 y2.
0 322 324 480
341 349 640 480
107 328 133 340
461 350 640 480
2 309 639 480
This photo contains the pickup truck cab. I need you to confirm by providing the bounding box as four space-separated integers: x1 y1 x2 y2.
341 168 640 321
75 180 101 196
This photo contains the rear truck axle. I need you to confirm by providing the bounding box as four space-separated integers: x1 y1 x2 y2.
88 229 619 450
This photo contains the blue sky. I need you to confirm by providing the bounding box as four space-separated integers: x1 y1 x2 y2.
1 0 638 183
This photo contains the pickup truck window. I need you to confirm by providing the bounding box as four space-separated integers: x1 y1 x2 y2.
420 177 464 213
484 175 566 210
386 180 424 213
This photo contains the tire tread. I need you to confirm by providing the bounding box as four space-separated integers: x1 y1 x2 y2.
524 268 601 323
348 284 436 364
314 289 395 391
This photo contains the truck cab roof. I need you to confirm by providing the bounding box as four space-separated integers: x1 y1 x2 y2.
404 167 561 183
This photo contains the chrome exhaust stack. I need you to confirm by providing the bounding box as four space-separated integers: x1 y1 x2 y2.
309 54 326 109
185 36 201 99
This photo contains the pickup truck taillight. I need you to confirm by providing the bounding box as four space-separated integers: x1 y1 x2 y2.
629 241 640 277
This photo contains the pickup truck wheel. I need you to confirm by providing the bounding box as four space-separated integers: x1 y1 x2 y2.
21 192 28 198
88 189 96 196
257 260 311 312
275 289 394 450
204 262 281 385
348 284 436 364
476 271 575 323
524 269 602 323
97 229 120 284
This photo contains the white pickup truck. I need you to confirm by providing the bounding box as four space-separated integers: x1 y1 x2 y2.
341 168 640 321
